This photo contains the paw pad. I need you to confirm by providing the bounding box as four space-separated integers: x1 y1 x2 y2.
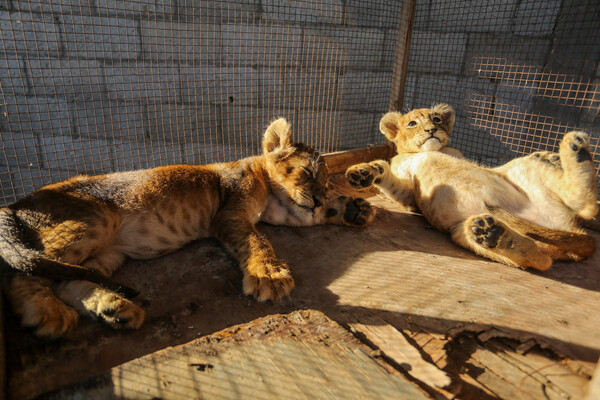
470 216 505 248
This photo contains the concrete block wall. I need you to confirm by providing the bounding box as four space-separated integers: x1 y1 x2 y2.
0 0 403 204
403 0 600 165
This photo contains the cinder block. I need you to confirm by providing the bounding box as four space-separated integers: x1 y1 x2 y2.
399 73 418 112
96 0 174 17
0 11 60 55
0 57 28 96
40 135 114 173
0 165 18 206
12 0 95 15
104 61 179 102
513 0 561 37
181 65 259 106
407 31 467 74
141 21 220 63
113 140 184 170
297 110 379 152
71 100 146 139
177 0 260 23
219 105 285 158
61 15 140 60
546 0 600 78
429 0 517 33
26 58 104 100
345 0 402 28
303 27 384 70
411 74 461 109
465 35 551 66
0 131 41 169
259 68 287 109
338 71 392 112
222 24 302 66
1 96 72 136
9 167 59 200
450 115 514 164
145 103 221 143
263 0 343 24
285 69 338 110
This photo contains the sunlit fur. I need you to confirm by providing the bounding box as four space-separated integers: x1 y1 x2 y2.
347 104 597 271
0 118 375 338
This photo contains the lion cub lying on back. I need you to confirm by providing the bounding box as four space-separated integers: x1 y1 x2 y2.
347 104 597 270
0 118 375 338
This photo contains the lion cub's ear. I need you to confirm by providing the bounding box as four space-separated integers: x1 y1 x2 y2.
379 111 403 140
431 103 456 133
263 118 292 154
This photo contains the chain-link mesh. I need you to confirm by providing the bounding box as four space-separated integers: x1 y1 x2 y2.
1 1 599 206
403 0 600 184
0 0 406 205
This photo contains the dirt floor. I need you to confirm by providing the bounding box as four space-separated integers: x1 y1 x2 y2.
4 175 600 399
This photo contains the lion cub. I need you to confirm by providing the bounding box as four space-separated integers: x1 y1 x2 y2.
0 118 375 338
347 104 597 270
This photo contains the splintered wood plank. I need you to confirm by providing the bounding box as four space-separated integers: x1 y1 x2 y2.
346 312 451 388
45 310 428 400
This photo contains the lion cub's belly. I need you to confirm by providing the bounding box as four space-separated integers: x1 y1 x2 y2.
114 211 209 259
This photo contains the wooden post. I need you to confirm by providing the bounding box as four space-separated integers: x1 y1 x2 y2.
386 0 417 158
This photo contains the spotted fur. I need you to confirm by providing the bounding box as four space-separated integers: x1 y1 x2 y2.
347 105 597 271
1 118 375 338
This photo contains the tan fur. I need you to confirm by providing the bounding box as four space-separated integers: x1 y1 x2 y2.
347 104 597 270
1 118 375 338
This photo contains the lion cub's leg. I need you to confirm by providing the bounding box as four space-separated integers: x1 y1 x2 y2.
346 160 414 207
55 249 145 330
211 209 294 302
319 196 376 227
451 214 552 271
5 274 79 338
554 131 598 219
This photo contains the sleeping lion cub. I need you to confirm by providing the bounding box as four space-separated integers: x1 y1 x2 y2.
0 118 375 337
347 104 597 270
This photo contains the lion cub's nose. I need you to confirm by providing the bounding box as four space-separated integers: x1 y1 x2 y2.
425 127 437 134
312 195 323 208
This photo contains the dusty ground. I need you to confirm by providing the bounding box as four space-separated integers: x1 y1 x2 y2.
4 176 600 399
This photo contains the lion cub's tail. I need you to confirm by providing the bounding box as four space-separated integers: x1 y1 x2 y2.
0 208 138 298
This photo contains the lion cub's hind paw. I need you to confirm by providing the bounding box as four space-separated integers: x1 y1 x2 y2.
24 298 79 339
346 161 387 189
531 151 562 169
562 131 592 163
94 293 145 330
469 215 506 249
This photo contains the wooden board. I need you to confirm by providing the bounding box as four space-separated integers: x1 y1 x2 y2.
43 310 428 400
5 175 600 399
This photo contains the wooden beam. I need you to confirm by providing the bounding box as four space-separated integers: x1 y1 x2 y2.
387 0 417 113
323 144 390 174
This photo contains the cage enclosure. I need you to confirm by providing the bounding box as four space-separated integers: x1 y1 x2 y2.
1 1 600 399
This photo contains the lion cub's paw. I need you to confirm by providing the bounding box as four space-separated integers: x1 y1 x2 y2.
468 215 507 249
92 292 145 330
346 161 389 189
324 196 375 227
23 297 80 338
244 259 295 302
561 131 592 163
531 151 562 169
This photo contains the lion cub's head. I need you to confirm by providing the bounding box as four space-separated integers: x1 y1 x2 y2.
262 118 328 214
379 104 456 153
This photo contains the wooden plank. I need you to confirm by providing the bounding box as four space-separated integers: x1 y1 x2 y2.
387 0 417 113
47 311 429 400
323 145 390 174
585 359 600 400
347 318 451 388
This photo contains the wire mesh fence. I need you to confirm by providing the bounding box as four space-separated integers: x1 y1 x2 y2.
0 0 599 206
0 0 406 205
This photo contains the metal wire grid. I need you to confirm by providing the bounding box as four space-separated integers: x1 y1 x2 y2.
0 0 404 205
404 0 600 176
